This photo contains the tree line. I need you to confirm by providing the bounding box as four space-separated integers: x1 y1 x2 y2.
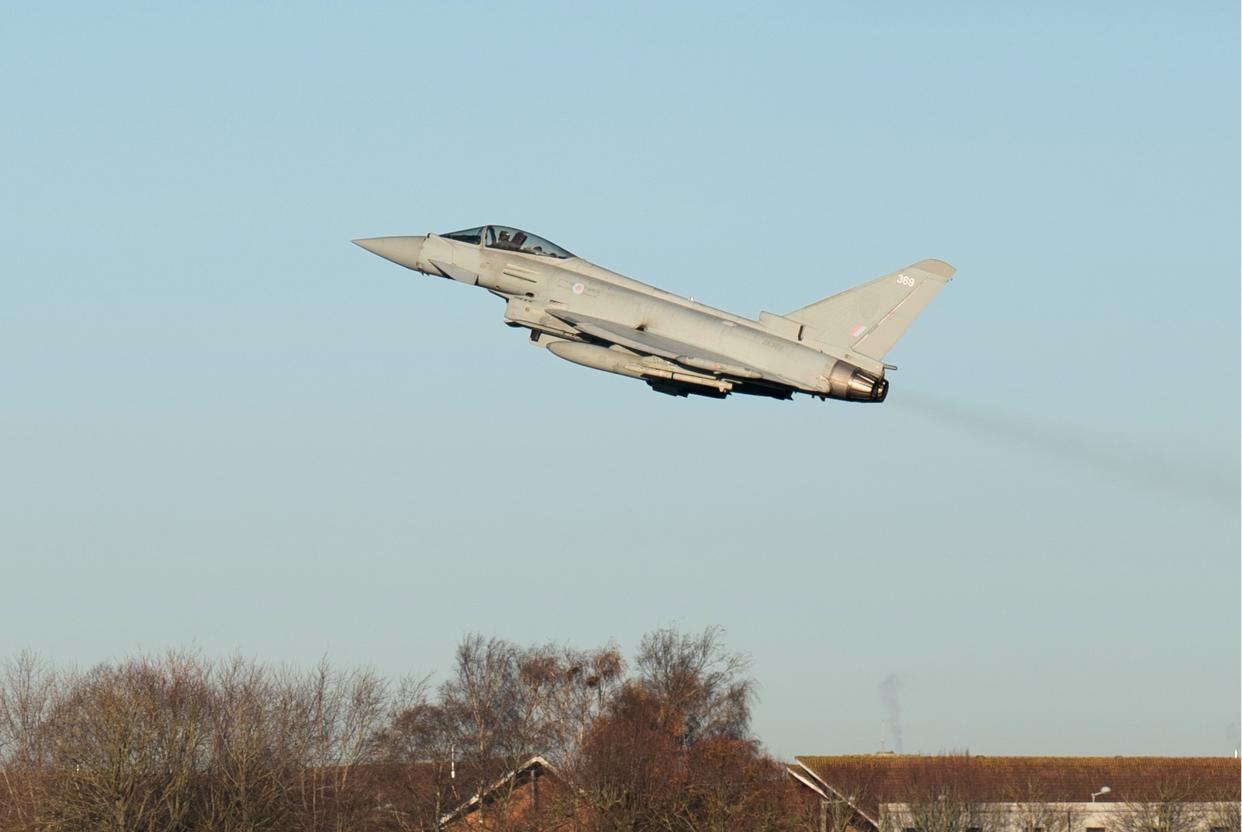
0 626 814 831
4 629 1236 832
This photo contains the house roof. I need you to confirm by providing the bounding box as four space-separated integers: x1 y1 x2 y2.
439 755 557 826
792 755 1241 820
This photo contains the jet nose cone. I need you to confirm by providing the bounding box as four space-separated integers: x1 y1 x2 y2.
352 235 427 270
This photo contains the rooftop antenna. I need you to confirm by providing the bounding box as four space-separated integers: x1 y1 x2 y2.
879 720 886 752
1091 786 1111 802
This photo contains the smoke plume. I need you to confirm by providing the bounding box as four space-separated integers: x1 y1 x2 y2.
900 391 1239 510
880 673 903 753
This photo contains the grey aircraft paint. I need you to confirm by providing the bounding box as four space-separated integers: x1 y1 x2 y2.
353 226 955 402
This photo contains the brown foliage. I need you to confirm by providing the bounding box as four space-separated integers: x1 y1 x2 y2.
0 652 394 832
0 627 792 832
39 653 212 832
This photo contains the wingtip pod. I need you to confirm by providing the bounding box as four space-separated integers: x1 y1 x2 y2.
911 258 956 280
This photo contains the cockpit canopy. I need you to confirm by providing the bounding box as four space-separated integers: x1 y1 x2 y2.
439 225 573 260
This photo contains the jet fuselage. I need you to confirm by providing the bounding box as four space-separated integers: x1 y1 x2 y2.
354 226 955 401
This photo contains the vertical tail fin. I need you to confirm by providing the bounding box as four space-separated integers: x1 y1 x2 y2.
786 259 956 359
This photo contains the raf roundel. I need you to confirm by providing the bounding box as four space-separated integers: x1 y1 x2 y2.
572 282 585 295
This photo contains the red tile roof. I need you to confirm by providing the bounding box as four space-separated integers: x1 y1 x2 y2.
793 755 1241 820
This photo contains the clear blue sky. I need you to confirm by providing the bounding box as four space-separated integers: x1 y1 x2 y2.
2 1 1238 758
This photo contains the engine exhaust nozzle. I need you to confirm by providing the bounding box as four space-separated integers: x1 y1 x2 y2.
827 362 888 402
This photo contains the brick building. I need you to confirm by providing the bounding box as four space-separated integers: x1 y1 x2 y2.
789 754 1241 832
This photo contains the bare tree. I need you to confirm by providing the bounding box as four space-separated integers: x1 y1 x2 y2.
519 643 625 772
433 635 535 830
0 627 937 831
1003 801 1082 832
1204 799 1241 832
511 644 625 831
1114 777 1210 832
439 636 524 765
1000 779 1083 832
0 652 59 832
677 738 796 832
890 755 998 832
804 785 871 832
289 658 389 832
634 626 755 748
202 656 302 832
370 674 460 832
39 652 212 832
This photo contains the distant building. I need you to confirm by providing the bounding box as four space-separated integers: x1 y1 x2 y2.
439 756 571 830
788 754 1241 832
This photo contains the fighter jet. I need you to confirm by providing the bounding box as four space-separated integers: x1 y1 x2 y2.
353 226 954 402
